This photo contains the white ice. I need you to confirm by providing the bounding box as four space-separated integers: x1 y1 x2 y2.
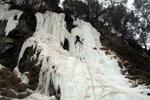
0 4 23 36
0 64 4 70
126 0 135 10
0 2 150 100
15 11 150 100
13 93 57 100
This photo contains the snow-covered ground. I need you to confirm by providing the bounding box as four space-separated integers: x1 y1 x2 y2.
0 3 150 100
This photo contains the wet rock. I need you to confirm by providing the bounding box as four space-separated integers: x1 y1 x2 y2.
0 12 36 70
49 81 56 96
0 68 21 89
0 68 30 99
17 12 36 35
0 20 7 36
0 88 31 99
0 68 27 92
15 83 28 92
0 20 19 69
18 47 42 90
0 40 20 70
17 92 31 99
0 96 11 100
65 13 76 32
0 88 18 98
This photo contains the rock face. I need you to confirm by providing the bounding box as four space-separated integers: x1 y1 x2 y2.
0 1 150 100
17 12 36 36
0 68 30 99
0 20 7 36
0 10 37 99
94 23 150 85
0 12 36 70
18 46 42 90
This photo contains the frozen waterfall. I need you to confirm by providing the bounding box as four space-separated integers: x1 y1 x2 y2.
16 12 150 100
0 3 150 100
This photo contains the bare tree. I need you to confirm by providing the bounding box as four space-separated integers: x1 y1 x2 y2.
1 0 60 12
134 0 150 50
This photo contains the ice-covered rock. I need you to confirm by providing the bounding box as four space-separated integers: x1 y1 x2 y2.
0 1 150 100
15 11 150 100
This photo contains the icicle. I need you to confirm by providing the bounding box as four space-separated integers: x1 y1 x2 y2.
5 10 23 36
0 7 23 36
13 10 150 100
